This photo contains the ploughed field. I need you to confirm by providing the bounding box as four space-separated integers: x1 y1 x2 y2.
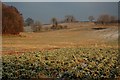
2 23 119 79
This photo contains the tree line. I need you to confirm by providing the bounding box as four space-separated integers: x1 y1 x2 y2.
24 15 77 32
2 3 118 35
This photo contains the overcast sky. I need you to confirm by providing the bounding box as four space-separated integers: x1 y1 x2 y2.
4 2 118 24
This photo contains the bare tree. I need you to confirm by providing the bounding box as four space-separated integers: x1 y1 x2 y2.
65 15 76 23
32 21 42 32
25 17 34 26
97 14 111 24
51 17 58 29
110 16 117 23
88 16 94 22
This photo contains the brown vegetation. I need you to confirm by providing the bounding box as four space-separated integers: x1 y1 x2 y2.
96 14 117 25
2 3 24 34
31 21 42 32
64 15 76 23
51 17 68 30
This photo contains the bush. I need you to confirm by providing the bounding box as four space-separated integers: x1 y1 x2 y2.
50 25 67 30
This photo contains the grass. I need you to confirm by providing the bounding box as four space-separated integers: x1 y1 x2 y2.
2 24 118 54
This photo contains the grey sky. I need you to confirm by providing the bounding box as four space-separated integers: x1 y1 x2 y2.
5 2 118 24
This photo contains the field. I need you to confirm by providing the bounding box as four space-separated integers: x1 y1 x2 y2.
2 48 119 79
2 23 118 54
2 22 119 79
